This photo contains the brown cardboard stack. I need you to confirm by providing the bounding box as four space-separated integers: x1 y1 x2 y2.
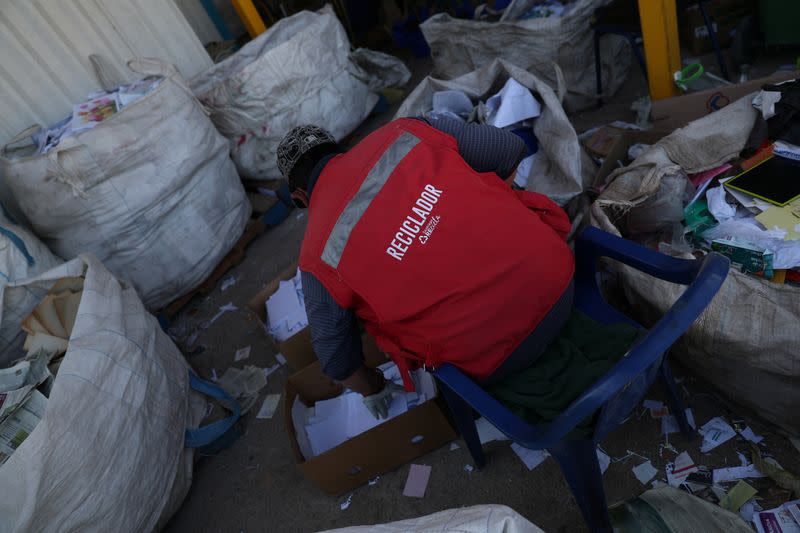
248 263 457 495
680 0 753 55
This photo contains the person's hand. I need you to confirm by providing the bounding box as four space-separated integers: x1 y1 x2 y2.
362 381 405 420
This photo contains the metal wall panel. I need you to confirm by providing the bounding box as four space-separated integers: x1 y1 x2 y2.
0 0 213 145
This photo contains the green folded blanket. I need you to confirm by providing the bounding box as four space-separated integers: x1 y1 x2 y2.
489 311 641 438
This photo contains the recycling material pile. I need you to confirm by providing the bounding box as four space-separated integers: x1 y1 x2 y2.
0 276 83 465
591 80 800 435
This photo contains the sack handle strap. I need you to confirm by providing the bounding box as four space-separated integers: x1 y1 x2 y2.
127 57 210 115
184 371 242 448
2 125 44 156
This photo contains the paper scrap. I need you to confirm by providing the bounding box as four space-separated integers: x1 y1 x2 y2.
661 409 696 435
740 426 764 444
256 394 281 419
753 501 800 533
643 399 664 410
220 275 237 292
464 464 474 473
402 464 432 498
699 417 736 453
262 363 281 380
666 451 698 487
234 346 251 362
787 501 800 529
207 302 237 327
650 405 670 419
275 353 287 365
476 417 508 444
633 461 658 485
713 464 766 484
368 476 380 486
720 480 758 513
211 368 218 382
510 443 549 471
485 78 541 128
597 448 611 475
449 442 460 451
340 494 353 510
757 205 800 241
739 499 761 523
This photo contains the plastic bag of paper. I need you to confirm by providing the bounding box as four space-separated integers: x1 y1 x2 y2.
190 6 409 181
0 207 62 352
0 255 207 532
321 504 545 533
420 0 630 111
0 59 250 309
396 59 583 206
591 93 800 435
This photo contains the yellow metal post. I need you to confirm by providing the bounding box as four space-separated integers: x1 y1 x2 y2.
637 0 681 100
232 0 267 38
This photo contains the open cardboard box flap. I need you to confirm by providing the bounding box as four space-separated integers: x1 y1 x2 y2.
284 360 456 495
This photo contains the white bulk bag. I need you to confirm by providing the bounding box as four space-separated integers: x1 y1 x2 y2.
591 95 800 435
0 207 62 352
420 0 631 111
396 59 584 206
0 59 251 310
190 5 409 181
0 255 210 532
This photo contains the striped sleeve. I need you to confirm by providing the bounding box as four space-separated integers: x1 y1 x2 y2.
425 116 528 178
300 270 364 381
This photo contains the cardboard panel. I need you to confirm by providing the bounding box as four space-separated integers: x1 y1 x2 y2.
284 361 456 495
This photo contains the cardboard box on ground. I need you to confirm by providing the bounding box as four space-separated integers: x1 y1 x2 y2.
248 262 457 495
651 71 798 132
680 0 754 55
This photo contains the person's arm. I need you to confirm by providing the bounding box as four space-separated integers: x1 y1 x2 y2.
424 116 528 179
301 271 381 396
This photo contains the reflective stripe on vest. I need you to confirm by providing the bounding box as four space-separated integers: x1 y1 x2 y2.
321 132 420 268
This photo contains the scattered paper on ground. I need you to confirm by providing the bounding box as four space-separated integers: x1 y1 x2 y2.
740 426 764 444
220 275 237 292
275 353 287 365
597 448 611 475
234 346 251 362
256 394 281 419
719 480 758 513
661 409 696 435
403 464 432 498
666 451 698 487
262 363 281 379
206 302 237 327
633 461 658 484
464 464 474 473
368 476 380 486
340 494 353 510
713 465 766 484
449 442 460 451
510 443 549 471
699 417 736 452
476 417 508 444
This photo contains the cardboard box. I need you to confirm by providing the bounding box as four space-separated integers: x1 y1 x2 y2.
247 262 386 369
587 128 670 189
650 71 798 132
284 361 457 495
680 0 752 55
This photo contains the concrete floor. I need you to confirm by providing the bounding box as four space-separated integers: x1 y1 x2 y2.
163 53 800 533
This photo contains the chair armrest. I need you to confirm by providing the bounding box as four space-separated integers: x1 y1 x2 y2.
434 364 543 444
576 226 702 285
544 251 729 442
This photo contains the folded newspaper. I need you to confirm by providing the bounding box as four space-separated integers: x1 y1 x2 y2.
0 349 51 423
0 390 47 465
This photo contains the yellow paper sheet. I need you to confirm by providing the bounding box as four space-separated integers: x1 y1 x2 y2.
756 205 800 240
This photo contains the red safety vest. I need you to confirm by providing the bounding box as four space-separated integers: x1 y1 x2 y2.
299 118 574 390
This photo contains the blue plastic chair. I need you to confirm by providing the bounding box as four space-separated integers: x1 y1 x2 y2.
433 227 729 532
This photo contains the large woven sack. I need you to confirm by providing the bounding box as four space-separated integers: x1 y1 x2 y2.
0 207 62 352
190 6 410 181
0 58 251 310
591 95 800 435
396 59 584 206
420 0 630 111
0 255 208 532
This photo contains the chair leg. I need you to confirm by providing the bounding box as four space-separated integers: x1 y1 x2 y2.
594 30 603 107
698 0 731 81
659 360 695 439
549 439 612 533
437 379 486 468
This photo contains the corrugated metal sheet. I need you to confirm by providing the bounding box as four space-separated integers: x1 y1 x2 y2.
0 0 213 146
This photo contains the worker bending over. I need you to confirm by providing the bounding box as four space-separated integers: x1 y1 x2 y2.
276 117 575 419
